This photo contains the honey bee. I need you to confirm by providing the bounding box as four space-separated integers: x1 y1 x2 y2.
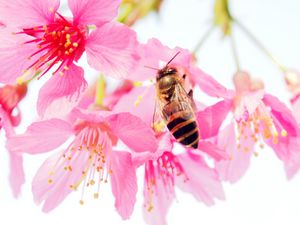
154 52 200 149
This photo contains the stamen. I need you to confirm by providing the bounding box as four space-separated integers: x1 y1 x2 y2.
16 12 86 80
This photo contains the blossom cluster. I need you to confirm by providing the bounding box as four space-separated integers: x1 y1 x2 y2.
0 1 299 225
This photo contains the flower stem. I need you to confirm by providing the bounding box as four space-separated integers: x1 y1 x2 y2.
230 30 240 71
235 19 287 73
95 75 105 106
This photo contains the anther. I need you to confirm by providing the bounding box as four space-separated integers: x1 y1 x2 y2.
281 130 288 137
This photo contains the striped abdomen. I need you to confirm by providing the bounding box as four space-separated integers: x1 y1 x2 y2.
166 112 199 149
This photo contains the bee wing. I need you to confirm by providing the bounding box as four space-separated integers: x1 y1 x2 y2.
159 83 195 123
152 96 167 132
174 81 196 112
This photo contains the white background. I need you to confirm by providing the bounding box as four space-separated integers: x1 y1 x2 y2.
1 0 300 225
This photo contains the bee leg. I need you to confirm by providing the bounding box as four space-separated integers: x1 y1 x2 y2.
182 74 186 80
188 89 193 98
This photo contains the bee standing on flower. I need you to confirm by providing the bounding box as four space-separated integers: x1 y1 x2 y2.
154 52 200 149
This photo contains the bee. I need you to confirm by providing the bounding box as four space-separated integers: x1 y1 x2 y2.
154 52 200 149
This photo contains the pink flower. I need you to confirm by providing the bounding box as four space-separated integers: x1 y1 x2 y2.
110 83 227 224
190 71 300 182
129 38 234 99
138 133 225 225
0 83 27 197
8 107 158 219
113 85 228 160
0 0 138 117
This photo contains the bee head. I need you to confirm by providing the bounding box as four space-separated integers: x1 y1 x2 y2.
157 66 177 81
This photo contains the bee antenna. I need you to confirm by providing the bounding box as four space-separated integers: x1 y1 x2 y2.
144 65 159 70
166 51 180 66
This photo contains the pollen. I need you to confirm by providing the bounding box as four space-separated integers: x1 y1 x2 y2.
134 95 143 107
281 130 288 137
18 12 86 79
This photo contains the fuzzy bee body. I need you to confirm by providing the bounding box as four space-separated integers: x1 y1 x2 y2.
155 66 199 149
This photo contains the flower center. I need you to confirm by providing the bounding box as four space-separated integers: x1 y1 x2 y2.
144 152 188 212
20 13 87 78
236 103 287 156
47 125 113 205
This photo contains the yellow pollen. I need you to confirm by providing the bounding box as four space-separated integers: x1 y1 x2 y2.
66 34 71 39
153 121 165 133
147 205 153 212
48 179 53 184
253 152 259 157
281 130 288 137
68 166 73 171
133 81 142 87
243 147 249 153
93 193 99 199
73 42 78 47
273 137 279 145
59 71 64 76
79 200 84 205
259 143 264 149
263 129 271 139
134 95 143 107
64 66 70 71
89 180 95 185
64 42 71 48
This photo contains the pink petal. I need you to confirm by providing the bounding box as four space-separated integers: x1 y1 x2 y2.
215 122 255 183
68 0 120 26
7 119 73 154
262 94 300 179
110 151 137 219
132 132 173 167
130 38 192 81
32 148 90 212
85 22 138 79
113 86 156 127
190 67 234 99
37 64 87 118
196 100 232 139
143 175 174 225
107 112 158 153
70 107 106 124
233 71 252 93
103 80 134 110
273 137 300 179
0 108 25 197
0 29 39 83
0 0 59 28
0 106 14 135
8 152 25 198
197 141 229 161
243 90 265 115
263 94 300 137
176 152 225 206
291 95 300 123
